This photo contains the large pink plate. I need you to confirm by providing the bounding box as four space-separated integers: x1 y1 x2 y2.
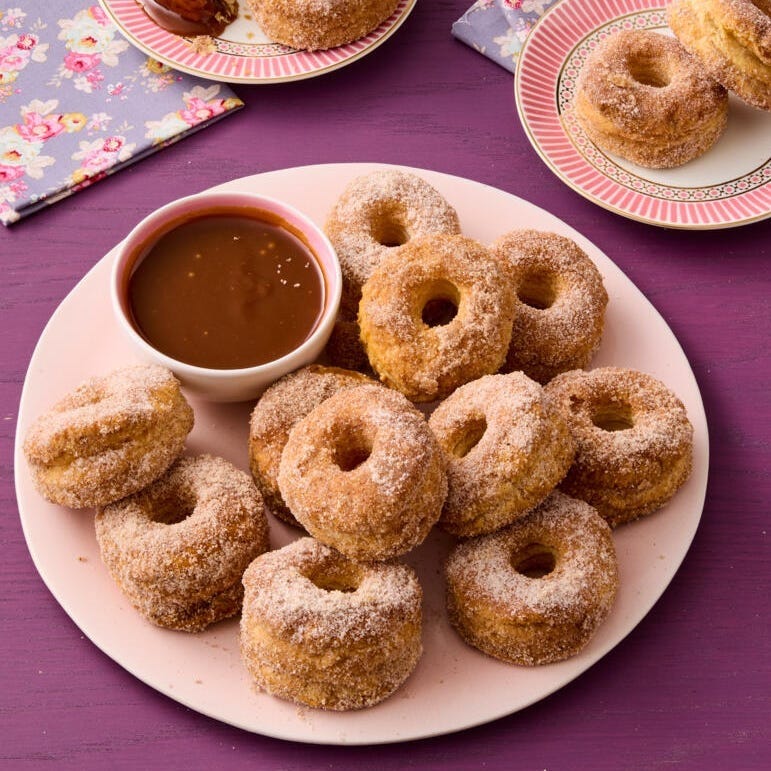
14 164 708 744
99 0 416 83
515 0 771 229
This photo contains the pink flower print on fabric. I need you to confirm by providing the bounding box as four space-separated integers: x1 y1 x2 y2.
55 5 128 91
0 1 242 224
63 51 100 72
146 85 238 143
178 96 227 126
71 134 135 184
15 111 66 142
0 163 25 182
0 31 48 88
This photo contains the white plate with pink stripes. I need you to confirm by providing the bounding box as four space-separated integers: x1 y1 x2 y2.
99 0 416 83
515 0 771 229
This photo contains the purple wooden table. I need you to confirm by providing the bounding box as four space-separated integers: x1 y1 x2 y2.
2 2 769 768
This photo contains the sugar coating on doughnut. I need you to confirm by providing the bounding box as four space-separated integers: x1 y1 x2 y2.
248 0 400 51
669 0 771 110
325 170 461 313
445 491 618 666
95 454 269 632
429 373 575 537
240 537 422 710
544 367 694 527
359 234 517 402
278 384 447 561
490 229 608 384
574 29 729 167
249 365 373 527
23 365 193 509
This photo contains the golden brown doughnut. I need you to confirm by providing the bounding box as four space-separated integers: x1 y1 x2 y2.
277 384 447 561
358 234 517 403
95 454 269 632
240 537 422 710
325 170 461 314
669 0 771 111
490 230 608 384
544 367 694 527
574 29 729 167
248 364 373 527
248 0 400 51
445 491 618 666
428 373 575 538
23 365 193 509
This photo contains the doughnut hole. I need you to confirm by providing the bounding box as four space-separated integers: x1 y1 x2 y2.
149 488 197 525
591 399 635 432
331 424 374 472
517 269 558 310
751 1 771 15
371 208 410 248
418 279 460 327
512 542 557 579
626 51 672 88
304 563 364 593
447 415 488 458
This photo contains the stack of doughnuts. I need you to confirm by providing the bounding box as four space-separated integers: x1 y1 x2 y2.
22 171 697 713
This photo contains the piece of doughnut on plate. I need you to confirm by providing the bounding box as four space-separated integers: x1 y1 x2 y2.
358 233 517 402
277 384 447 561
669 0 771 111
428 373 575 538
247 0 400 51
248 364 374 527
445 491 619 666
325 169 461 315
490 229 608 384
95 454 270 632
22 364 193 509
240 537 423 710
544 367 694 527
573 29 729 167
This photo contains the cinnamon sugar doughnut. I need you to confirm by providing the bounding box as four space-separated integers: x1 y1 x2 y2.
325 170 461 314
428 373 575 538
358 234 517 403
95 454 269 632
23 365 193 509
240 537 422 710
669 0 771 111
248 364 373 527
544 367 694 527
248 0 400 51
490 230 608 384
278 384 447 561
574 29 729 168
445 491 618 666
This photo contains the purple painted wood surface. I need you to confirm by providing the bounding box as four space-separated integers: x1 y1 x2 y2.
2 2 769 768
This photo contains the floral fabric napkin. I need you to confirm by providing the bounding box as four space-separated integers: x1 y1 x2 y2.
0 2 243 225
452 0 557 73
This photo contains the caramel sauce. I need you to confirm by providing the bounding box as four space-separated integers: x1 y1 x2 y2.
128 208 325 369
140 0 235 37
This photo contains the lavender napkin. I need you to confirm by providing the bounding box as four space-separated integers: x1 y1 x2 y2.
0 1 243 225
452 0 557 73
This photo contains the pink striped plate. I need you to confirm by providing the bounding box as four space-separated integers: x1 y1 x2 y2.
515 0 771 229
99 0 416 83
